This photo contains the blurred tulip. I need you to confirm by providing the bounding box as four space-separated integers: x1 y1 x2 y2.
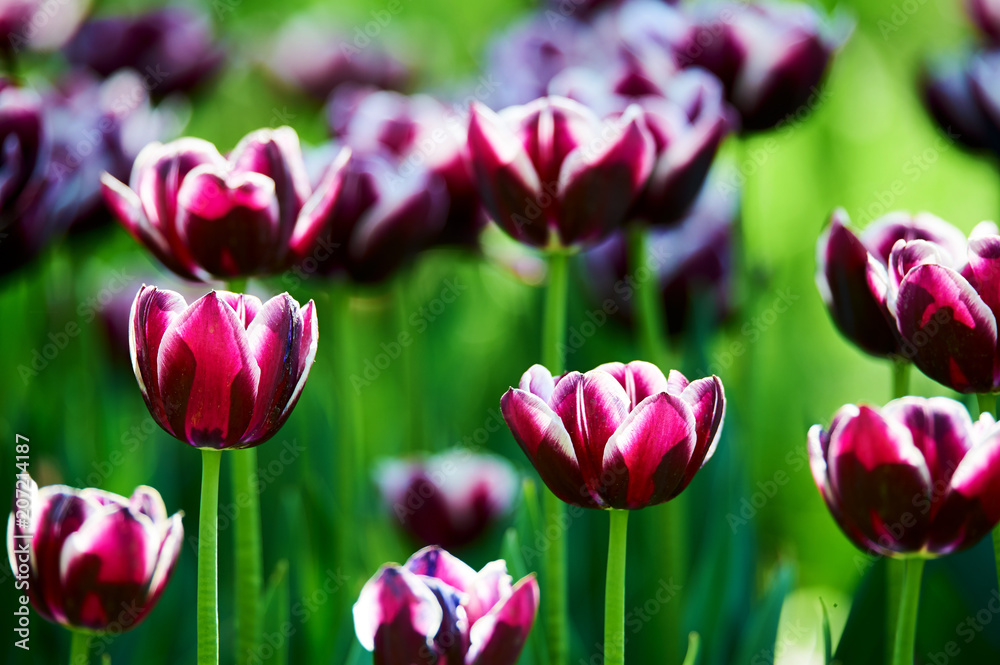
809 397 1000 557
0 81 44 230
816 208 967 359
676 1 844 132
7 477 182 632
64 8 225 97
354 546 539 665
584 168 737 336
329 87 484 247
874 220 1000 393
375 450 518 549
102 127 350 280
264 14 411 100
129 286 318 449
922 49 1000 158
467 96 654 248
968 0 1000 43
501 361 724 509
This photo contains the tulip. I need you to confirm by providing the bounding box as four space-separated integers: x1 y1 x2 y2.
816 208 967 360
375 450 518 550
968 0 1000 44
675 1 844 132
467 96 655 249
922 50 1000 159
353 546 539 665
7 477 182 636
0 80 44 230
64 8 225 97
101 127 350 281
500 361 724 509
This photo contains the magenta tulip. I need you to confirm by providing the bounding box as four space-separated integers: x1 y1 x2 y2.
129 286 318 449
501 361 724 509
968 0 1000 43
809 397 1000 557
102 127 350 280
7 477 182 632
375 450 518 550
354 546 539 665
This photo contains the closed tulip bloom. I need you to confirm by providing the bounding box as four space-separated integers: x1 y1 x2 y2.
816 208 967 359
0 81 44 229
375 450 518 550
354 546 539 665
129 286 318 449
501 361 724 509
922 50 1000 158
809 397 1000 557
467 96 654 248
102 127 350 280
7 477 182 632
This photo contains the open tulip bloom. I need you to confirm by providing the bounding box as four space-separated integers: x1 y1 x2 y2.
809 397 1000 665
501 360 724 665
7 477 182 660
354 546 539 665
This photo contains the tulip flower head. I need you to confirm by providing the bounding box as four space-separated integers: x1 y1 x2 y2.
809 397 1000 557
7 477 182 632
354 546 539 665
922 49 1000 160
968 0 1000 44
0 81 44 230
467 96 655 249
102 126 350 280
501 361 724 509
375 450 518 549
129 286 318 449
816 208 967 359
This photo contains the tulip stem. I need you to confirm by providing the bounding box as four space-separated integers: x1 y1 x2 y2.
198 449 222 665
891 557 924 665
982 394 1000 597
69 631 91 665
232 447 262 664
891 359 910 399
604 509 629 665
542 250 570 665
627 224 667 367
886 359 911 663
681 632 701 665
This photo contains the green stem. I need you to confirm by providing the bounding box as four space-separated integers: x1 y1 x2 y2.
542 250 569 665
396 277 423 452
681 632 701 665
982 394 1000 599
198 450 222 665
886 359 911 663
333 288 364 574
626 225 667 367
69 631 92 665
891 360 910 399
604 510 629 665
891 558 925 665
232 448 262 664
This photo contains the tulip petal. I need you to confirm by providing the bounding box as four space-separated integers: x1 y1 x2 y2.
666 369 689 394
156 292 260 448
353 565 442 664
969 232 1000 319
466 575 539 665
465 560 513 627
405 545 478 595
229 126 312 237
145 513 183 609
129 286 189 434
518 364 556 403
930 427 1000 553
290 146 352 259
894 263 998 393
595 360 668 409
678 375 726 486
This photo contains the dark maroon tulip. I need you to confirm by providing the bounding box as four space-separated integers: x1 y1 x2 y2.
7 477 182 632
0 81 44 230
584 168 737 336
501 361 724 509
329 87 484 247
675 1 843 132
968 0 1000 43
102 127 350 280
810 397 1000 557
375 450 518 550
874 220 1000 393
921 51 1000 156
129 286 318 449
64 8 225 97
467 96 654 248
354 546 539 665
815 208 967 359
265 15 411 100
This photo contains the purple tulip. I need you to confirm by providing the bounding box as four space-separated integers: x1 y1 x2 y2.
922 49 1000 158
64 8 225 96
0 81 44 229
501 361 724 509
873 220 1000 393
968 0 1000 43
809 397 1000 557
375 450 518 550
354 546 539 665
101 127 350 280
815 208 968 359
7 477 182 632
675 1 843 132
467 96 654 248
128 286 318 449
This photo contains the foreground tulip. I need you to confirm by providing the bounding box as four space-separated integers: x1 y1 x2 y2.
467 96 654 249
354 546 539 665
809 397 1000 665
375 450 518 550
8 477 182 660
102 126 350 280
